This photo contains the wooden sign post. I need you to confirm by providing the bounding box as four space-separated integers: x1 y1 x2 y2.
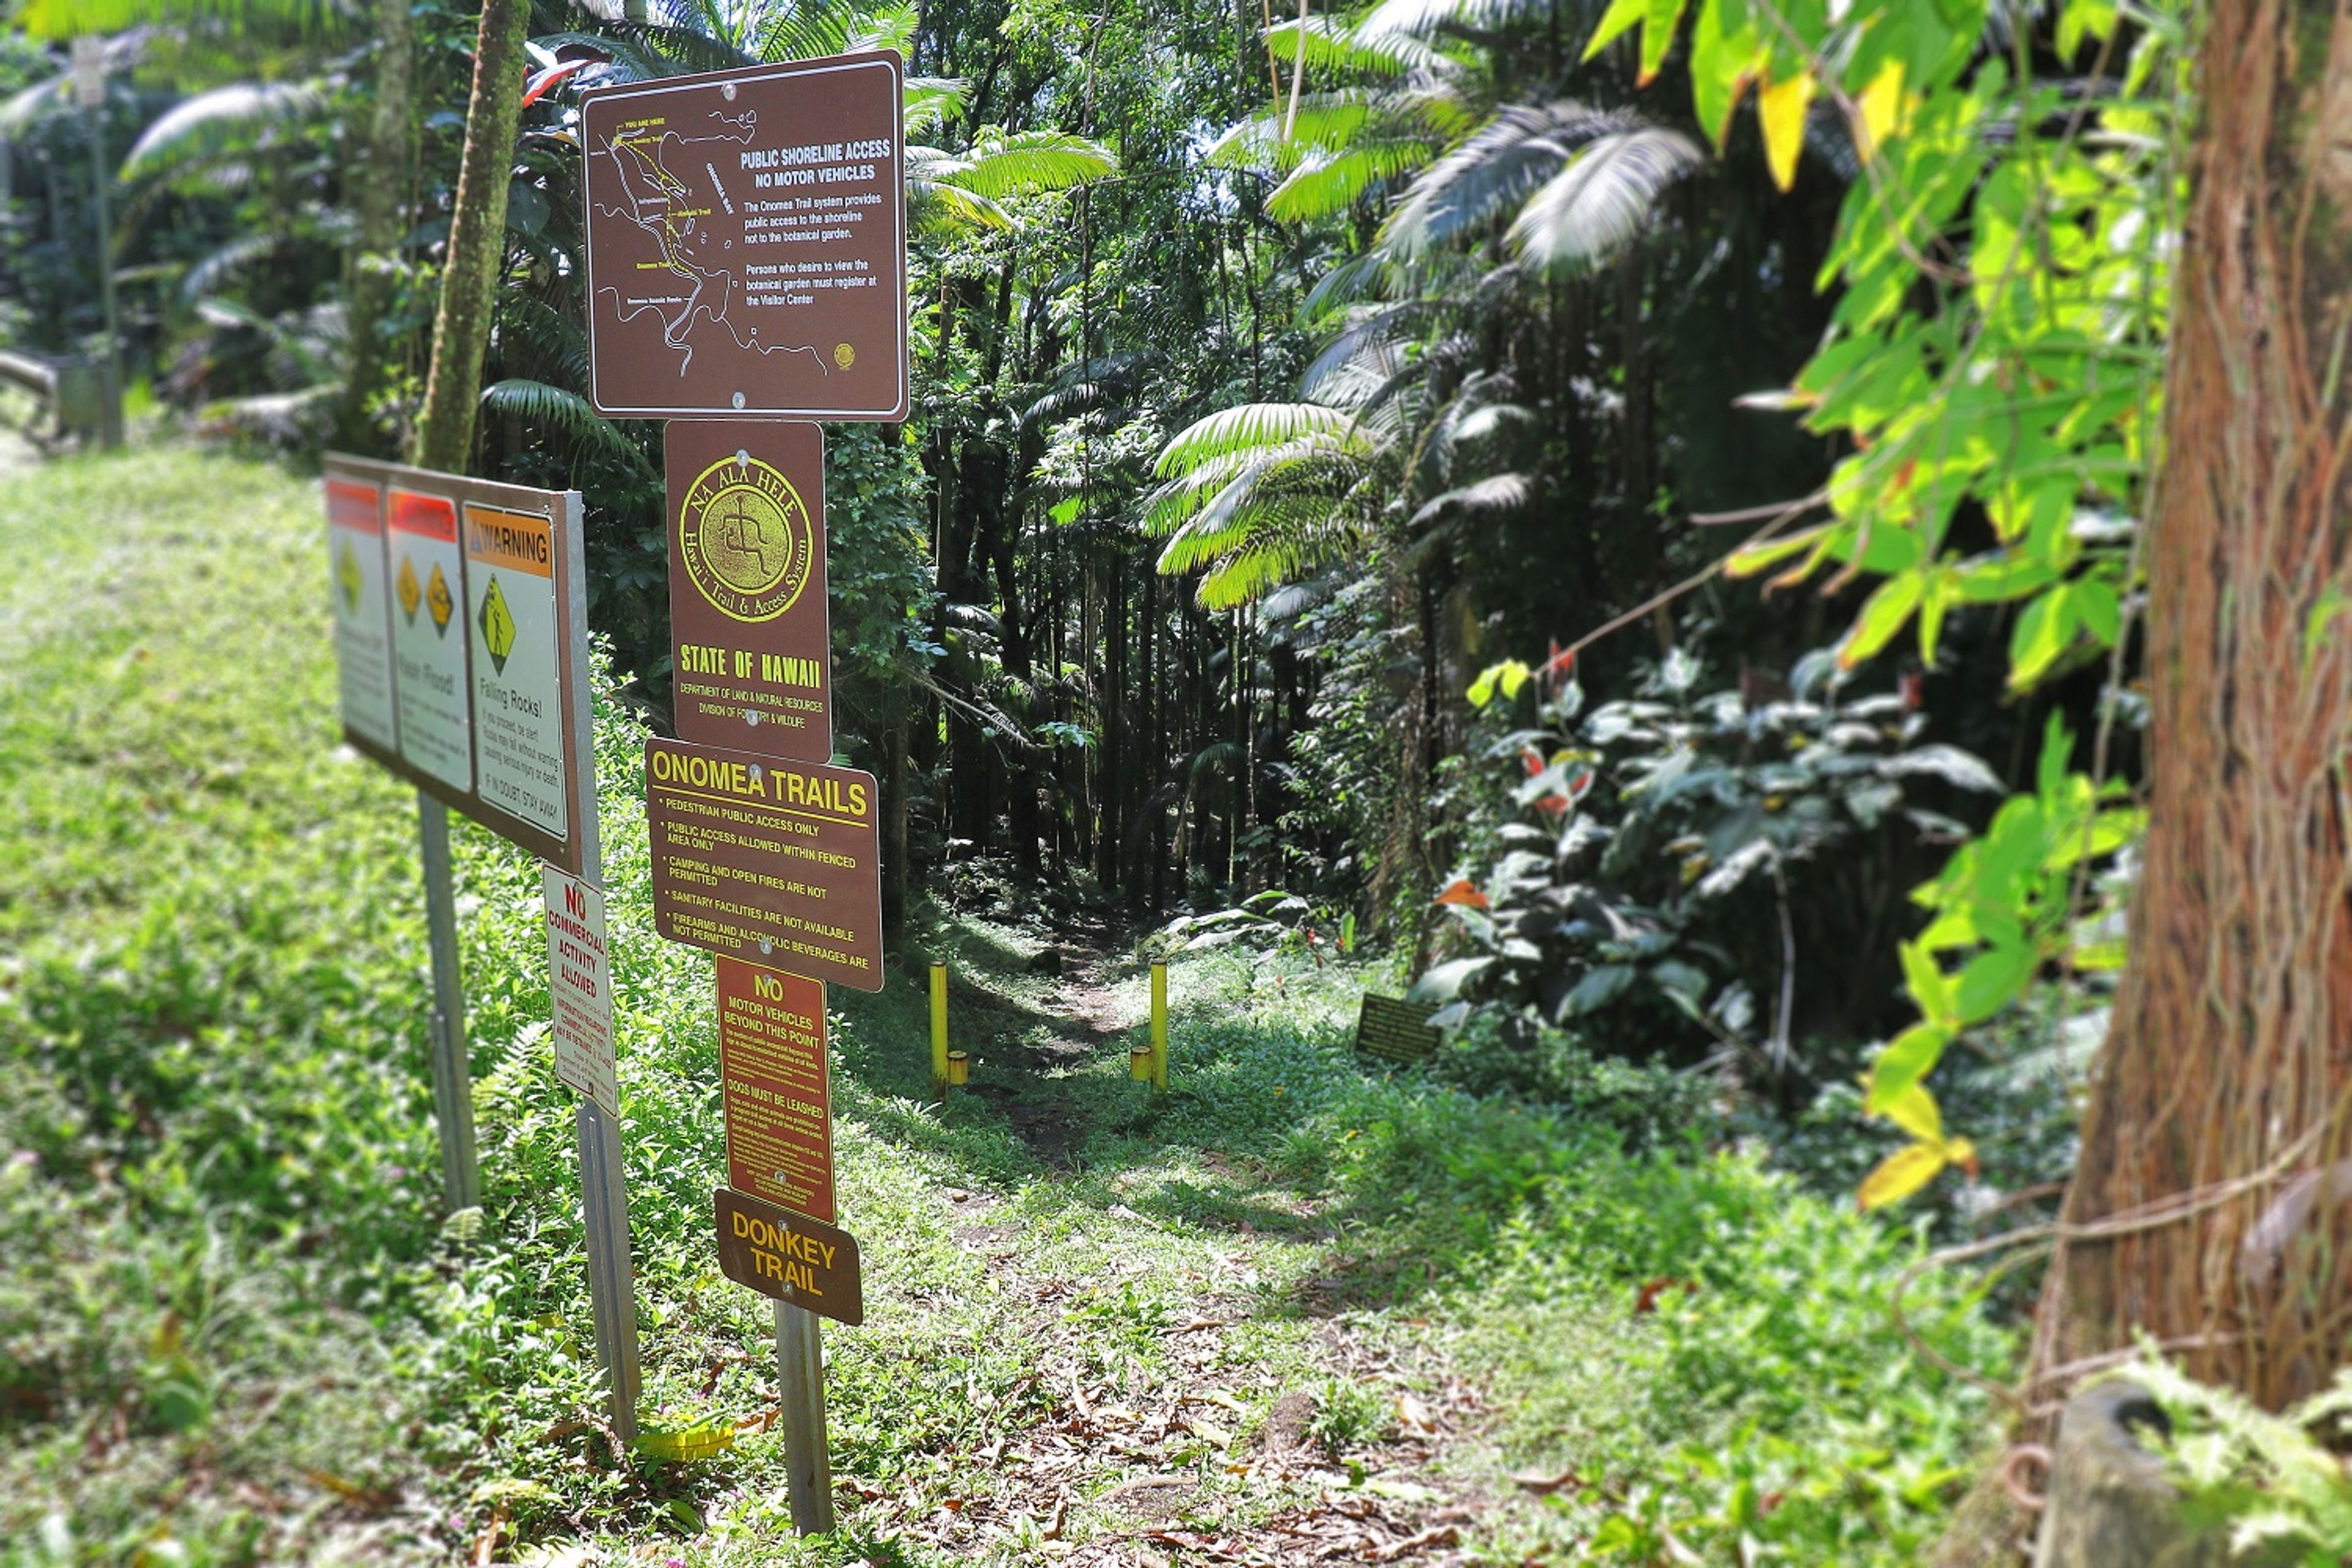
582 45 908 1537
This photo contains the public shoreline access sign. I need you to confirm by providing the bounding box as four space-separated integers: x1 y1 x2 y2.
581 51 909 422
322 455 598 876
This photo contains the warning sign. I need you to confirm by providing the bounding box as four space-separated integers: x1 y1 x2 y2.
464 505 567 840
717 960 834 1222
387 488 473 793
325 476 398 752
713 1186 863 1325
542 867 619 1118
666 420 832 760
643 736 884 991
325 454 595 876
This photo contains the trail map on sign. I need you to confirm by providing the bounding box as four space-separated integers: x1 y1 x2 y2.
581 53 907 421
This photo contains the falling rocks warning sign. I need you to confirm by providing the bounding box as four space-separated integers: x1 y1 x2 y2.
717 960 834 1221
644 736 883 991
713 1186 863 1325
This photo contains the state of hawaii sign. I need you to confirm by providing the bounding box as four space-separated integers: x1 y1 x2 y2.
580 53 908 421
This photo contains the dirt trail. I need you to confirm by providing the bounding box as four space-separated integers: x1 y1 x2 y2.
888 930 1499 1566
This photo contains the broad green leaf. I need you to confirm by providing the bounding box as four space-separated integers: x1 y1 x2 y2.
1898 939 1956 1025
1637 0 1692 86
1758 67 1813 190
1858 1140 1948 1210
1954 940 2034 1023
1725 522 1830 578
1866 1020 1951 1112
1918 569 1954 665
2074 578 2121 646
1689 0 1760 148
1840 571 1924 669
2007 584 2078 688
1581 0 1649 60
1467 660 1533 708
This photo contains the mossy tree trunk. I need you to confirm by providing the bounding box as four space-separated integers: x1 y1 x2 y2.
2033 0 2352 1412
334 0 412 453
409 0 527 473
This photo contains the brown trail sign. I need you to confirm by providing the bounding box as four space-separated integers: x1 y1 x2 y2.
644 736 884 991
581 52 908 421
666 420 832 761
717 960 835 1223
713 1186 864 1325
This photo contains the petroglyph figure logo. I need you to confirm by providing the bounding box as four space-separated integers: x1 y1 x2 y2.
679 453 815 623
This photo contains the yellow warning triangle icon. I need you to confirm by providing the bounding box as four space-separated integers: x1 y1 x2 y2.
337 538 363 615
426 562 454 636
478 575 516 674
396 554 421 623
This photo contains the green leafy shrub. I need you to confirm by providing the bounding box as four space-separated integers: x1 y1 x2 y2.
1423 646 2003 1079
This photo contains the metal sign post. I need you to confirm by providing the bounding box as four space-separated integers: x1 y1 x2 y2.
775 1304 835 1531
72 36 123 449
581 47 911 1531
418 795 479 1210
322 458 640 1448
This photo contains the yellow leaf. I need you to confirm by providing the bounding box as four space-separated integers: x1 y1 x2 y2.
1857 1141 1948 1210
1758 68 1814 192
635 1423 739 1461
1853 59 1905 160
1879 1084 1943 1145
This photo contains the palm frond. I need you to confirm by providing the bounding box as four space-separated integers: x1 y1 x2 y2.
1154 402 1368 475
1378 99 1646 261
1406 470 1530 531
1264 15 1458 80
479 378 652 473
119 80 327 184
1354 0 1562 43
0 74 69 139
1207 93 1378 172
946 132 1116 200
903 74 968 138
181 232 284 302
1506 127 1703 274
1268 135 1434 222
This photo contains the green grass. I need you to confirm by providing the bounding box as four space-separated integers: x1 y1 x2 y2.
1 447 2015 1567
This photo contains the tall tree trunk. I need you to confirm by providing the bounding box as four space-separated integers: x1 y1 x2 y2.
336 0 411 453
409 0 527 473
2032 0 2352 1414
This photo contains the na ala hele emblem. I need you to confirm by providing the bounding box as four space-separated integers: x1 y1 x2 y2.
679 453 815 624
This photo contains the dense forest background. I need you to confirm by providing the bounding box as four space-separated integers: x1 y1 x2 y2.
0 0 2162 1208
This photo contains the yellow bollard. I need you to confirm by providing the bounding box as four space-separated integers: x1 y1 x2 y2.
945 1049 970 1087
930 960 949 1098
1149 961 1169 1092
1129 1043 1155 1082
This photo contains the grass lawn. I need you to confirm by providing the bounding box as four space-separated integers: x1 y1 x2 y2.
1 447 2012 1567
